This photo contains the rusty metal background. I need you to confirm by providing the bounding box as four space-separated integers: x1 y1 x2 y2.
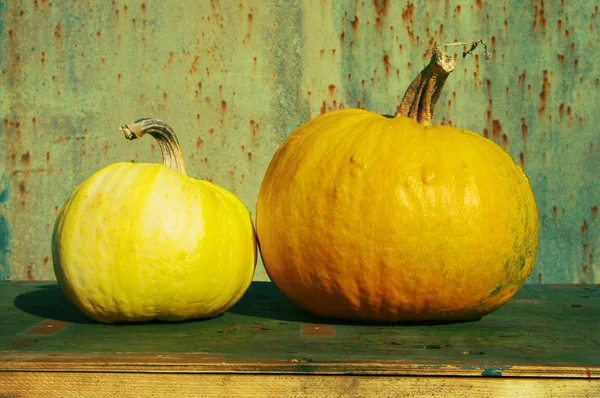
1 0 598 283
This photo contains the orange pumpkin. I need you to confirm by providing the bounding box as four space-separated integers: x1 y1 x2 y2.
256 47 538 322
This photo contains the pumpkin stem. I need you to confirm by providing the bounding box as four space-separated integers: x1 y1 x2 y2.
120 118 187 175
395 40 490 125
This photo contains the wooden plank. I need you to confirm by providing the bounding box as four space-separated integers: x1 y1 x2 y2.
0 352 598 379
1 372 599 398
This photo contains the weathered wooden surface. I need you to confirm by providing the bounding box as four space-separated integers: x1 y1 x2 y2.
1 282 598 370
2 373 599 398
1 1 599 283
1 282 599 396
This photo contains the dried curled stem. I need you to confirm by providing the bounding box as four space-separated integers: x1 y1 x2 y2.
120 118 187 175
395 39 491 125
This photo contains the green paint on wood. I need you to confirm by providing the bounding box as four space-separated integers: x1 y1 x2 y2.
1 282 600 367
0 1 598 283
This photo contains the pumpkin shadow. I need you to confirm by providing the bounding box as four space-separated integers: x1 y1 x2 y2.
13 284 97 324
228 282 481 326
228 281 321 323
13 285 221 325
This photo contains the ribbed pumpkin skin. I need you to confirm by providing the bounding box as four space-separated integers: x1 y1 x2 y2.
256 109 538 322
53 162 256 323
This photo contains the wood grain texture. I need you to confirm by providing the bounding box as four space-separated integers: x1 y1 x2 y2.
1 373 599 398
0 352 598 379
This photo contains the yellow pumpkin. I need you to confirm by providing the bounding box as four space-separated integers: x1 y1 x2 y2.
52 119 256 323
256 48 538 322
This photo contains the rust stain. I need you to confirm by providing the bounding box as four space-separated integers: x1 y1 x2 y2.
5 339 38 350
519 152 525 169
190 56 200 74
580 220 589 235
196 137 204 150
221 100 227 115
301 323 336 337
539 70 549 117
521 118 528 143
383 54 390 78
502 134 509 149
21 151 31 166
518 71 526 88
320 100 327 115
491 119 502 143
559 103 565 119
373 0 390 17
401 2 414 25
328 84 336 98
538 273 542 284
553 206 558 223
350 15 359 34
532 1 547 31
27 264 34 281
250 120 260 137
454 5 461 19
592 206 598 221
25 320 71 336
163 91 168 102
247 152 253 161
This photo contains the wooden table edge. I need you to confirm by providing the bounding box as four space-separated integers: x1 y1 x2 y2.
1 352 598 379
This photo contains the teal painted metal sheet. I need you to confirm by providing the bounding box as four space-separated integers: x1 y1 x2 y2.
0 0 598 283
